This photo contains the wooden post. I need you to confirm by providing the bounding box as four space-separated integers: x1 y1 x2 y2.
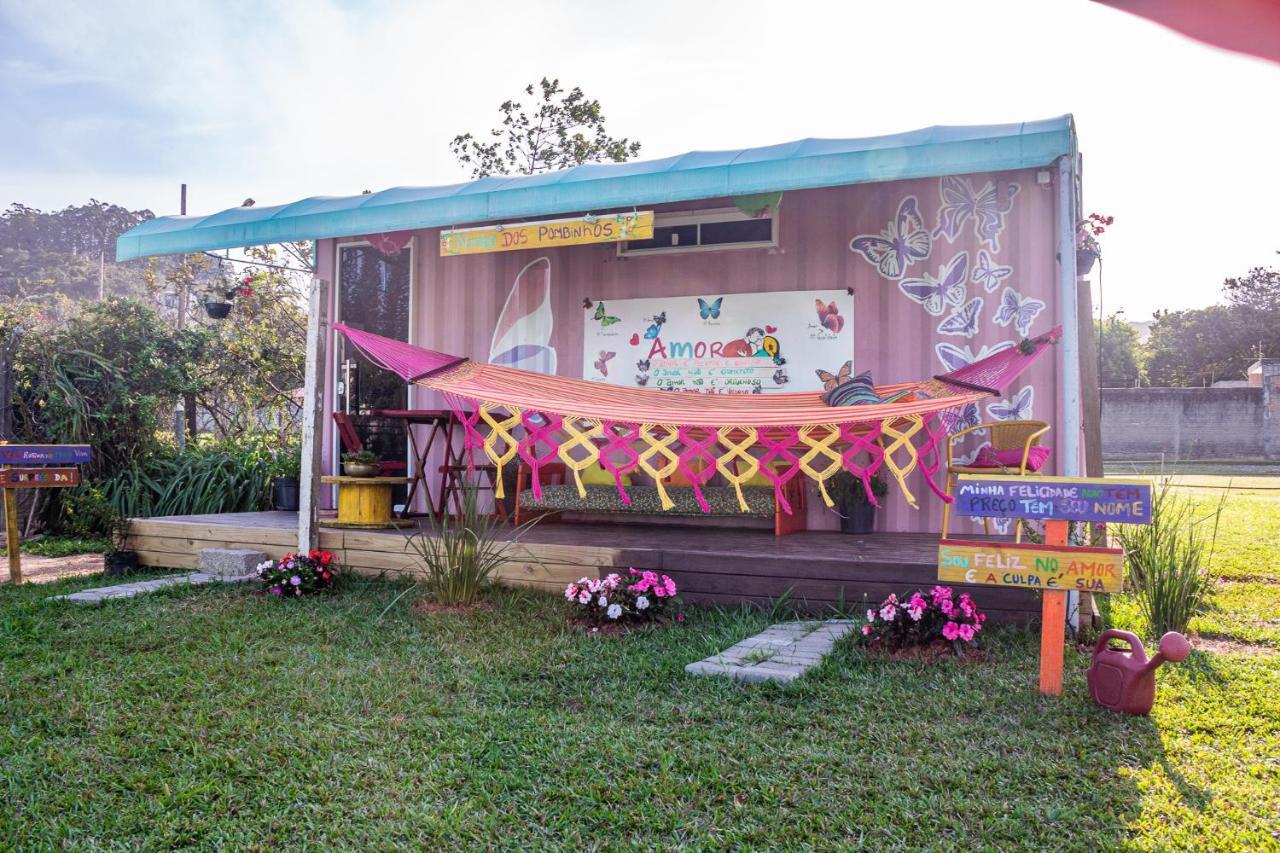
3 484 20 585
297 277 330 554
1039 519 1070 695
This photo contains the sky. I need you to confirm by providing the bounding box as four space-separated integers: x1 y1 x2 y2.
1 0 1278 319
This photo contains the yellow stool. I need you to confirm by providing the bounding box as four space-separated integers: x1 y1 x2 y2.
320 476 413 528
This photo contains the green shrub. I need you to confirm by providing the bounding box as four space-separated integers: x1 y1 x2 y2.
1115 479 1224 636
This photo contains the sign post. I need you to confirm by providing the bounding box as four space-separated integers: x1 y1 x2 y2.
938 474 1152 695
0 445 90 585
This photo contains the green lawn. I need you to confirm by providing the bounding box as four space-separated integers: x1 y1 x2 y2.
1 480 1278 848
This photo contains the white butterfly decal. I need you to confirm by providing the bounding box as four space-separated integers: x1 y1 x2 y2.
849 196 932 281
952 440 992 467
987 385 1034 421
934 177 1020 253
971 249 1013 293
937 297 984 338
898 251 967 316
993 287 1046 337
969 515 1013 535
935 341 1017 374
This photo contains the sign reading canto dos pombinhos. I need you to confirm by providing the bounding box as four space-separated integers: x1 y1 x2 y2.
937 539 1125 593
440 212 654 256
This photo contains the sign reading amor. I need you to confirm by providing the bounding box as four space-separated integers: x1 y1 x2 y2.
582 289 854 394
953 475 1152 524
440 212 654 256
937 539 1125 593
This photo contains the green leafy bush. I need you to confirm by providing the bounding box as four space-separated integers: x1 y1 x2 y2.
1115 479 1224 636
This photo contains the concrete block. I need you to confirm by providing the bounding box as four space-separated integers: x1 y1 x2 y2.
198 548 268 580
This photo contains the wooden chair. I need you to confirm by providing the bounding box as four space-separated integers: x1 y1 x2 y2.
332 412 407 476
941 420 1051 541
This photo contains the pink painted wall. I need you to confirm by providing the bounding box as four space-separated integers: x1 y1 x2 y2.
319 166 1072 532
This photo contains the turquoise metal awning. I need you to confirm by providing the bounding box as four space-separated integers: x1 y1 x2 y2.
116 115 1075 260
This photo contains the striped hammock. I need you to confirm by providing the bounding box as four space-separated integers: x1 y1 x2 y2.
334 323 1060 513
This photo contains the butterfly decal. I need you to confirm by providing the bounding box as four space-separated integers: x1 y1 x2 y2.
987 385 1034 421
490 257 557 374
951 440 992 467
815 360 853 391
815 299 845 333
849 196 932 280
941 402 982 433
972 515 1013 535
971 249 1012 293
992 287 1045 337
936 297 984 338
697 297 723 320
933 177 1020 253
644 311 667 339
635 373 649 386
898 251 968 316
636 359 650 371
593 302 621 327
935 341 1017 374
773 368 789 385
593 350 616 376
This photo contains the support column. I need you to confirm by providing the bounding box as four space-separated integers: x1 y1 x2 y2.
298 277 330 554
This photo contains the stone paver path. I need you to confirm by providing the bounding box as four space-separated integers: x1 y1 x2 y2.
685 619 856 684
50 572 255 604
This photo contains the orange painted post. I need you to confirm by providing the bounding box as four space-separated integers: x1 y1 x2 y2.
1039 519 1070 695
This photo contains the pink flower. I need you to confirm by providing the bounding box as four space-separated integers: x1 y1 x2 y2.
907 606 923 622
879 604 897 621
942 621 961 641
940 600 955 617
564 584 578 600
654 587 666 598
676 612 685 623
664 577 677 596
958 624 975 642
862 625 872 635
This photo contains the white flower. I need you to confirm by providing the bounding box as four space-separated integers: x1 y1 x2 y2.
598 596 608 607
635 595 650 610
606 603 623 620
578 592 590 605
879 604 897 621
866 609 877 622
908 607 923 622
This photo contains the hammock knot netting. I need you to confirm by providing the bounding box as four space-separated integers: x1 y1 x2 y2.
334 323 1060 514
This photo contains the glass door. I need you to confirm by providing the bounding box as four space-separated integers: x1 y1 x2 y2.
334 243 413 490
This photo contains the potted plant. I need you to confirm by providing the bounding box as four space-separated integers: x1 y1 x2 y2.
199 274 254 319
1075 212 1113 275
273 451 301 511
103 508 138 577
829 469 889 534
342 450 381 477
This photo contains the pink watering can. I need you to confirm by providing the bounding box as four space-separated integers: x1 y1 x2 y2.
1087 629 1191 715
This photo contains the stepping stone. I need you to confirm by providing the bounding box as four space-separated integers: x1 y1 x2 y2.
198 548 268 580
48 569 257 604
685 619 856 685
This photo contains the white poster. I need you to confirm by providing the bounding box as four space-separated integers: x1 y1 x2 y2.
583 289 854 394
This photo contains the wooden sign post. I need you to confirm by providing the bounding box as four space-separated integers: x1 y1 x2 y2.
939 474 1152 696
0 445 90 585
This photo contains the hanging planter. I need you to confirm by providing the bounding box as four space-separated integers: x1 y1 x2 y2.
1076 247 1099 276
1075 212 1113 278
198 273 256 321
204 301 233 319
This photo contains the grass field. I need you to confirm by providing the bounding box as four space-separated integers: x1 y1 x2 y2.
0 477 1277 848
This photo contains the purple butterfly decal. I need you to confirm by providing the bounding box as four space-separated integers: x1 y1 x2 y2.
971 249 1012 293
849 196 932 281
993 287 1045 337
935 341 1017 374
898 251 968 316
933 177 1020 253
936 296 984 338
986 385 1034 421
593 350 616 376
941 402 981 433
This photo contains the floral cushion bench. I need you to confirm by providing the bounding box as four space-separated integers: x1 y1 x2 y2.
513 463 806 536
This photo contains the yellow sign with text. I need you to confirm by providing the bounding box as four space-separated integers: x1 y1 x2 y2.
937 538 1125 594
439 211 654 256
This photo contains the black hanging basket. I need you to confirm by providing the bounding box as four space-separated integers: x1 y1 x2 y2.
1076 248 1098 276
204 301 233 319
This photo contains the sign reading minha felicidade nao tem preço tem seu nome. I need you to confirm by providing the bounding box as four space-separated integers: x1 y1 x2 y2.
439 212 654 256
951 475 1152 524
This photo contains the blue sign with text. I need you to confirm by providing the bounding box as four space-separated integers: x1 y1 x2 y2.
953 475 1152 524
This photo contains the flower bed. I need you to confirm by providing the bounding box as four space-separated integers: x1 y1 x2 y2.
257 550 337 597
565 569 682 630
857 586 985 655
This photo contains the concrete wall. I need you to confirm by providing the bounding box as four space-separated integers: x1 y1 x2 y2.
1101 384 1280 460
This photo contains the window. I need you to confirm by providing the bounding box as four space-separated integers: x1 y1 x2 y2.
618 207 778 256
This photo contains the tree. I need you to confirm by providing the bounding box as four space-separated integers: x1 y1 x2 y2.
450 78 641 178
1144 305 1255 386
1096 315 1144 387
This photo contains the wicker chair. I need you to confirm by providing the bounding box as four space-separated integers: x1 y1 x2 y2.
941 419 1051 540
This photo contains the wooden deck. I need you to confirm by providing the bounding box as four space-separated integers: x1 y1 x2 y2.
127 513 1041 623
